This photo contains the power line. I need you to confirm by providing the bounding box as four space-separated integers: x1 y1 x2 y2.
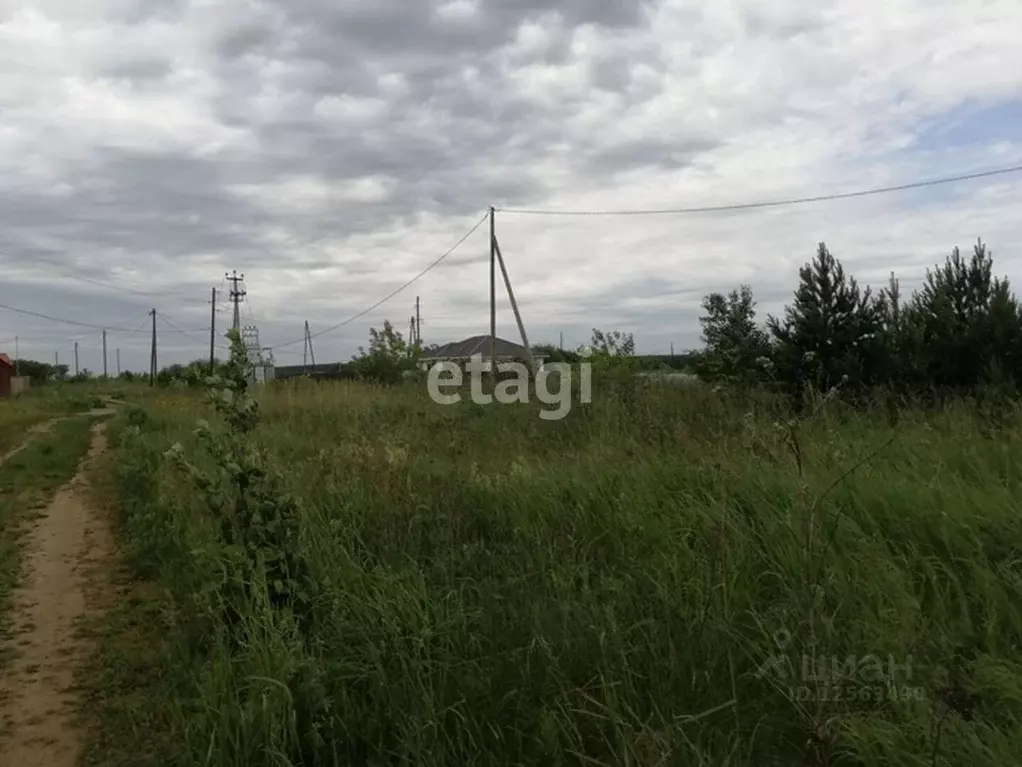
269 211 489 350
160 314 229 350
0 301 144 332
125 317 153 338
495 163 1022 216
3 252 216 305
22 257 166 296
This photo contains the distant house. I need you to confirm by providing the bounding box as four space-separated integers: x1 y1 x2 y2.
0 354 11 398
419 335 546 372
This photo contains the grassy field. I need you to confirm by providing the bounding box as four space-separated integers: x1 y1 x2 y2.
83 378 1022 766
0 388 108 454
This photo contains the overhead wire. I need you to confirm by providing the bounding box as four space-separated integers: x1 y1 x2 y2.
268 210 490 350
495 163 1022 216
0 301 145 332
3 252 216 305
160 314 229 350
125 316 152 338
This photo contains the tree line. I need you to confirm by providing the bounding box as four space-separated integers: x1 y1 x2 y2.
695 238 1022 406
3 358 222 387
16 238 1014 402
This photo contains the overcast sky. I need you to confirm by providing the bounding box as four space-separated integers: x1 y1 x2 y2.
1 0 1021 372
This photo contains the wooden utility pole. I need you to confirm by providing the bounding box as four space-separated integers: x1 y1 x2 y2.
74 341 79 376
102 328 108 378
492 235 536 372
116 348 121 376
209 287 217 375
149 308 157 387
14 336 18 375
489 207 496 380
415 296 421 346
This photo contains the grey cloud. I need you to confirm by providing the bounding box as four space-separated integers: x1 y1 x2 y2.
584 137 719 174
256 0 658 61
115 0 190 25
101 58 174 82
0 148 271 261
216 23 280 61
192 0 680 241
590 57 635 92
742 6 825 40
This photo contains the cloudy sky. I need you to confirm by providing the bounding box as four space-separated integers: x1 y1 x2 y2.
1 0 1021 372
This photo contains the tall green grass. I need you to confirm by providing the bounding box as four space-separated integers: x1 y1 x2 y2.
0 388 100 454
87 380 1022 766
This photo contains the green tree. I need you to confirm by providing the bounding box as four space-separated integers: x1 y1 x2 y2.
587 328 635 357
583 328 637 375
12 359 68 382
157 363 186 386
768 242 881 401
696 285 771 385
350 320 418 384
904 239 1022 392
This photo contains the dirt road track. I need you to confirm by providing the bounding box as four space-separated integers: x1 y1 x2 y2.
0 419 116 767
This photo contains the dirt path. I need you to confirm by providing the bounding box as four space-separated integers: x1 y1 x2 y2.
0 420 116 766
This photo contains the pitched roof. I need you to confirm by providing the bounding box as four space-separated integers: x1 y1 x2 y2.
423 335 540 359
0 353 10 367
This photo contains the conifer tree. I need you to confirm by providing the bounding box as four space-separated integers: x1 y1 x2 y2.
872 271 919 391
768 243 880 400
907 240 1022 391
